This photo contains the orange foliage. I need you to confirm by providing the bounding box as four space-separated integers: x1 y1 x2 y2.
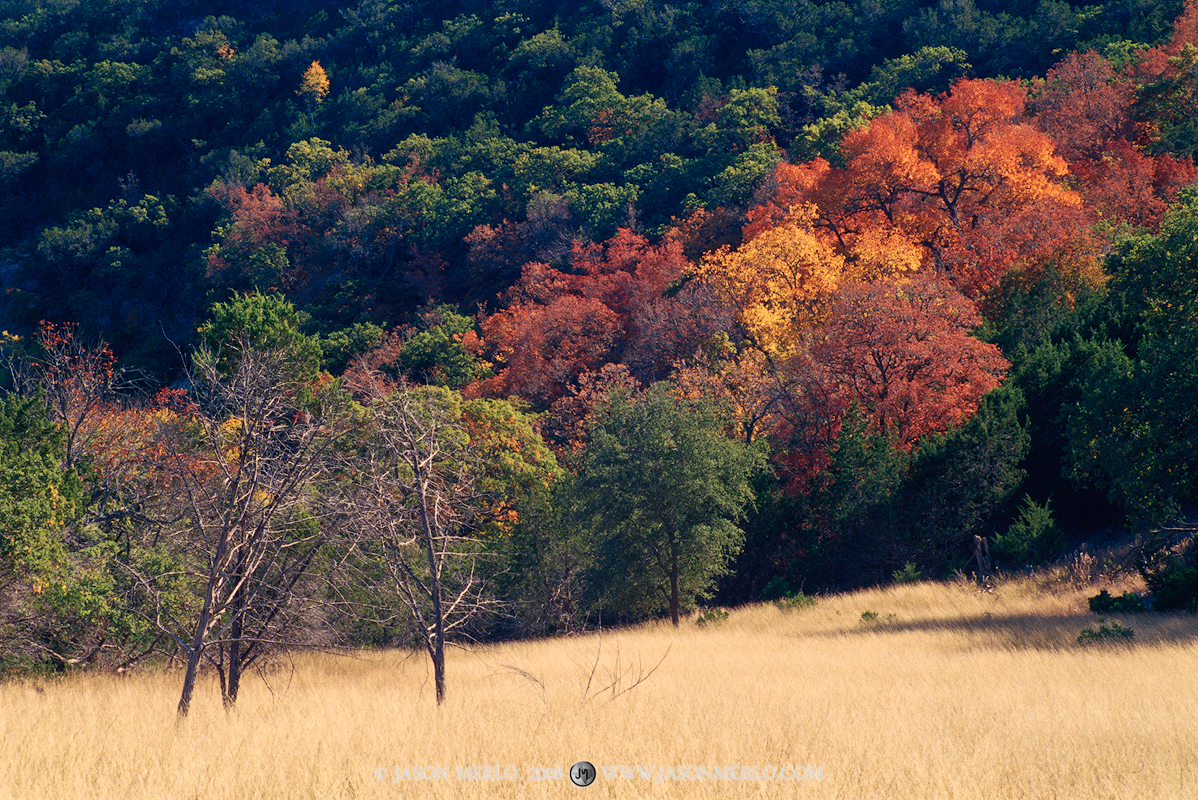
749 79 1090 301
811 273 1008 450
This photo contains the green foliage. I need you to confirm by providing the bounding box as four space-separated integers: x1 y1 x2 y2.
399 305 481 389
576 383 765 624
1078 619 1135 644
904 386 1030 570
197 291 322 381
776 592 816 610
761 575 815 608
1088 590 1146 614
993 495 1063 566
859 610 897 626
1135 534 1198 612
1067 193 1198 528
0 394 80 589
761 575 792 602
694 607 729 626
891 562 923 584
811 403 910 585
319 322 385 375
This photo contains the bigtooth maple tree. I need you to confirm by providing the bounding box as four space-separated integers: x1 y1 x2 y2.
751 78 1090 300
811 272 1008 450
469 230 692 408
695 206 846 358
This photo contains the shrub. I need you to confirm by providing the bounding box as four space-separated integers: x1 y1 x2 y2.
1136 536 1198 612
859 610 897 625
761 576 792 602
1077 619 1135 644
777 592 816 610
993 495 1062 565
1088 589 1145 614
892 562 923 584
695 608 729 626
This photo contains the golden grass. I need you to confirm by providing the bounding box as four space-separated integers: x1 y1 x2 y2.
4 572 1197 799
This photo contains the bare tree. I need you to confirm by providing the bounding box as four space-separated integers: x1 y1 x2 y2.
344 376 496 705
136 337 354 717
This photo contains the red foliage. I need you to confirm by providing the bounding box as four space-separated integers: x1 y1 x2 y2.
468 230 694 407
1032 51 1134 163
1072 139 1198 230
810 273 1007 450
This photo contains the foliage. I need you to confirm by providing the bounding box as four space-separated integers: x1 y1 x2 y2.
197 290 323 381
1077 619 1135 644
1134 532 1198 612
903 386 1030 571
993 495 1063 566
694 608 729 626
576 382 765 625
1066 191 1198 527
892 562 923 584
1088 590 1146 614
0 394 82 652
695 208 843 356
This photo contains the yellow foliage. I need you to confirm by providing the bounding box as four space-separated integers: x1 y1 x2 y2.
697 210 844 356
298 61 330 105
847 225 925 280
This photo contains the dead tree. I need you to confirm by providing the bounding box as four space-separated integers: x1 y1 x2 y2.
344 377 496 706
150 338 353 717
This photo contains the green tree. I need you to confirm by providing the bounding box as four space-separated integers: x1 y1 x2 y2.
903 386 1030 571
1067 193 1198 527
197 290 322 381
0 393 85 670
576 382 764 626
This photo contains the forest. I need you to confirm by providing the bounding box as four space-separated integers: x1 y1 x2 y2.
2 0 1198 699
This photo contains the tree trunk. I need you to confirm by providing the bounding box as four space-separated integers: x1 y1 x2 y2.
177 604 213 717
420 483 447 705
225 608 244 709
670 559 680 627
432 637 445 705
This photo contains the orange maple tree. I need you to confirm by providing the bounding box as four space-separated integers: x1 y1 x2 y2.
748 78 1092 300
810 272 1008 450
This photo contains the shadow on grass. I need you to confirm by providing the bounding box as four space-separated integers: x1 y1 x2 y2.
802 611 1198 651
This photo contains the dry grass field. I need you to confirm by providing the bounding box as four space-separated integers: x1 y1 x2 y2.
3 570 1197 799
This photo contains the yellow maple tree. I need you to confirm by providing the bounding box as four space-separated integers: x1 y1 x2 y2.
298 61 330 106
695 205 845 357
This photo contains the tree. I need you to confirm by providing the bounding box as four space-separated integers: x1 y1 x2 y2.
576 383 764 626
158 337 350 716
345 379 493 705
902 386 1030 570
14 321 123 471
0 393 84 670
749 78 1090 300
811 273 1008 449
470 230 692 407
1031 50 1133 163
1066 191 1198 527
695 207 845 357
297 60 330 108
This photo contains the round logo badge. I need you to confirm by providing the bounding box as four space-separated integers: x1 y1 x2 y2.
569 761 597 787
